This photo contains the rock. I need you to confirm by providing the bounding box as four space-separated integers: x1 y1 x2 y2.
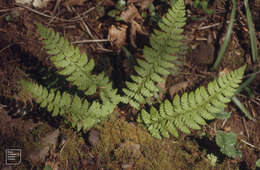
28 129 60 163
87 129 100 146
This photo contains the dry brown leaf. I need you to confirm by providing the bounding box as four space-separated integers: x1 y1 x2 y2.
132 20 148 35
129 20 148 48
108 24 127 52
120 4 143 23
63 0 86 7
103 0 115 6
218 68 232 76
127 0 154 10
168 81 190 98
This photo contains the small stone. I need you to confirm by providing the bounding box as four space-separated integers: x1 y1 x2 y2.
121 162 134 169
88 129 100 146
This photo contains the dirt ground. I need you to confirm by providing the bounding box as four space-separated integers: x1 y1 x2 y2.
0 0 260 169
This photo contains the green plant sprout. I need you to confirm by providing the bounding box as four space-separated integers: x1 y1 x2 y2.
207 153 218 167
193 0 213 14
216 130 241 158
256 158 260 168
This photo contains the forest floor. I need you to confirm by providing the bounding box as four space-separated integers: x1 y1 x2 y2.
0 0 260 169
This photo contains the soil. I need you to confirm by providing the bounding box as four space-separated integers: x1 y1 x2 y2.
1 0 260 169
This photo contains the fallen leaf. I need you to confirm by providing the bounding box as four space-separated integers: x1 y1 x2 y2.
132 20 148 35
128 0 154 10
218 68 231 76
33 0 52 8
103 0 115 6
168 81 190 98
108 24 127 52
15 0 32 5
129 20 148 48
120 4 143 23
63 0 86 6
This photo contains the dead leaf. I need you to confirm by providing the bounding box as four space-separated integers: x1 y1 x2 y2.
127 0 154 10
15 0 32 5
218 68 231 76
108 24 127 52
103 0 115 6
120 4 143 23
33 0 51 8
63 0 86 6
168 81 190 98
129 20 148 48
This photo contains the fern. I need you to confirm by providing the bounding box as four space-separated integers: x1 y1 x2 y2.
138 65 246 139
20 24 122 130
122 0 187 109
36 23 121 107
21 79 113 130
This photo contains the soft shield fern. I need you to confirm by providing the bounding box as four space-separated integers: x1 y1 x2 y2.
122 0 187 109
138 65 246 139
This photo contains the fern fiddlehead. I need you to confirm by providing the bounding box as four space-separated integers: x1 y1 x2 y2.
138 65 246 139
122 0 187 109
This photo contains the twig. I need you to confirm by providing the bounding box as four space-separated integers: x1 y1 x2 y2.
240 139 259 150
15 4 95 23
48 0 62 25
242 117 250 138
221 119 227 128
77 13 93 38
0 43 15 54
72 39 109 44
198 23 220 30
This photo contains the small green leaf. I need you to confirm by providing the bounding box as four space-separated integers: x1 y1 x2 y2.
216 130 241 158
256 159 260 168
43 165 53 170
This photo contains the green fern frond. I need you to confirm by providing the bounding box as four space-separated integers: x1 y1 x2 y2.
122 0 187 109
21 79 112 130
36 23 96 95
138 65 246 139
36 23 121 107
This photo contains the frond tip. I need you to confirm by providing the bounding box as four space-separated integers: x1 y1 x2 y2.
138 65 246 139
36 23 96 95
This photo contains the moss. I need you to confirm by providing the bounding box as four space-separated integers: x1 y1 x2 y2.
90 115 228 170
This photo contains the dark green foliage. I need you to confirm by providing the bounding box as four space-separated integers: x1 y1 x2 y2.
138 66 246 139
122 0 187 109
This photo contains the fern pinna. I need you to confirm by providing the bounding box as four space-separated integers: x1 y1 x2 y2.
21 80 108 130
20 24 122 130
122 0 187 109
138 66 246 139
